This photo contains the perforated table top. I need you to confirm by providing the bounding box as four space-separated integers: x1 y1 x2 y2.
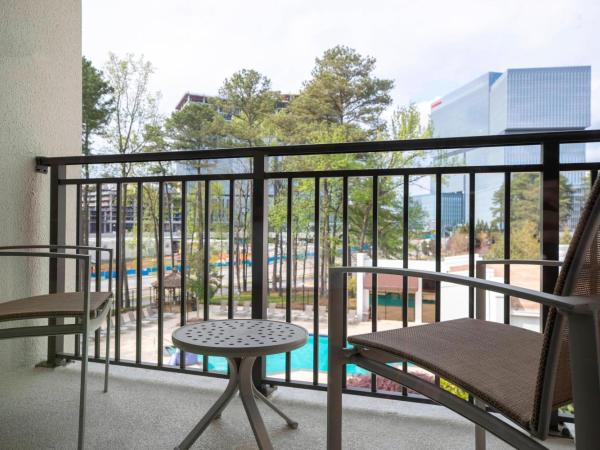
172 320 308 357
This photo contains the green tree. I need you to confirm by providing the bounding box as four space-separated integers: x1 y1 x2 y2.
165 102 228 151
270 46 393 145
218 69 277 146
216 69 280 295
291 45 393 137
103 53 159 177
81 57 113 247
82 56 113 166
103 53 159 307
487 173 573 259
390 103 433 140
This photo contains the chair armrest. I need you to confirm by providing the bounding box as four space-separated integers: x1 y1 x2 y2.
475 259 563 267
329 266 596 313
0 249 89 262
0 244 113 292
0 250 93 321
0 244 112 259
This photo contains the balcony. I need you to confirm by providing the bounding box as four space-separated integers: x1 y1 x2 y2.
6 130 590 448
2 5 600 447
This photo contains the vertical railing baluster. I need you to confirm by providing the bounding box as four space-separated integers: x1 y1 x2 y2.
402 175 409 396
228 180 234 320
468 173 476 319
115 182 122 361
434 173 442 388
203 181 210 373
180 181 187 370
503 172 511 324
158 181 164 366
313 177 320 386
75 183 82 358
341 176 348 389
435 173 442 323
285 177 293 383
95 182 102 359
136 182 143 364
371 175 378 393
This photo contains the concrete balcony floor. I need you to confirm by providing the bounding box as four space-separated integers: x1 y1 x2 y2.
0 363 575 449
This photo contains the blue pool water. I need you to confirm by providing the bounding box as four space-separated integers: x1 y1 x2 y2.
169 334 369 376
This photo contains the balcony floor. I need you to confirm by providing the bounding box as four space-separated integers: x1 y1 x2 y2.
0 362 575 449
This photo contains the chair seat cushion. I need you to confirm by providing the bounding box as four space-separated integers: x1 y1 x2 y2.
0 292 112 321
348 318 543 428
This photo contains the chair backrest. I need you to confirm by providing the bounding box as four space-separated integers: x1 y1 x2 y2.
533 174 600 432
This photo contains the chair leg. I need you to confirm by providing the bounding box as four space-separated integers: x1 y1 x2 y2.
474 399 486 450
327 357 343 450
78 328 89 450
566 311 600 449
327 272 345 450
104 308 111 393
475 425 486 450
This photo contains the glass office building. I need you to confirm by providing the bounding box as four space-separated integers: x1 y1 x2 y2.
429 66 591 228
432 66 591 137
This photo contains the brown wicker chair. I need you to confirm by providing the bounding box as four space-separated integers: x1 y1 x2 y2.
328 177 600 450
0 245 113 450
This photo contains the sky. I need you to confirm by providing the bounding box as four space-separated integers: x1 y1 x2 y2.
83 0 600 128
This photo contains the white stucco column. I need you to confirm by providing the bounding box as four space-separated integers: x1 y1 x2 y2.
0 0 82 368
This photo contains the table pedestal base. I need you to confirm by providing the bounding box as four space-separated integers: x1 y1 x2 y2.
175 357 297 450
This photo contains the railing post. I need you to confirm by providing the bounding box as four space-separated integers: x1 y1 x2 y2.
44 164 67 367
251 152 269 393
475 261 487 321
541 139 560 327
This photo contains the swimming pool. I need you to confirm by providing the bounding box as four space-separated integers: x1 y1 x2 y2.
168 334 369 376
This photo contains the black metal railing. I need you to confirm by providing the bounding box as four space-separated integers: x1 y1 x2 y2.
38 130 600 408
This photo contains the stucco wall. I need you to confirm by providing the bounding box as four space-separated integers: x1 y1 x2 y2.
0 0 81 367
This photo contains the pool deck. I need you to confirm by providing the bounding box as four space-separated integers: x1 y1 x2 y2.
64 309 415 367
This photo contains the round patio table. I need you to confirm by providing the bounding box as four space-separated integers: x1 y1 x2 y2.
172 319 308 450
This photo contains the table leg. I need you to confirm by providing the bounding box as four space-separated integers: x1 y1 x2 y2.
252 385 298 429
213 359 239 419
239 357 274 450
174 359 240 450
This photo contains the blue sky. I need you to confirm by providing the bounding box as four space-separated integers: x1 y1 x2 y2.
84 0 600 128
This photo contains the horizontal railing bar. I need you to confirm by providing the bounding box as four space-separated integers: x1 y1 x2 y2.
54 163 600 185
557 162 600 171
265 164 547 178
36 129 600 167
263 378 436 403
59 173 254 185
57 353 230 379
476 259 563 267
